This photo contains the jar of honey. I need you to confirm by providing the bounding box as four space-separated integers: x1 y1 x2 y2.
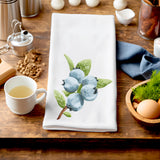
137 0 160 40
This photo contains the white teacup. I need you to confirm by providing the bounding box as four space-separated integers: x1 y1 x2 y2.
4 76 47 115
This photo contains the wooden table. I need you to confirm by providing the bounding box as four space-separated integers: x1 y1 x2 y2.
0 0 160 159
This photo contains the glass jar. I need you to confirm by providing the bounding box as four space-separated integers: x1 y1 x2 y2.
137 0 160 40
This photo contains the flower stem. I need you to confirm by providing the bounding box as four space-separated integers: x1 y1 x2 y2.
77 84 82 93
57 106 68 120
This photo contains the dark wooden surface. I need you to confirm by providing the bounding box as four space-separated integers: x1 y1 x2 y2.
0 0 160 159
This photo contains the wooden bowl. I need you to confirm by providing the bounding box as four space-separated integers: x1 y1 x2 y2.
125 80 160 125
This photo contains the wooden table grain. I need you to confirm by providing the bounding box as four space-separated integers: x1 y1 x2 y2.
0 0 159 159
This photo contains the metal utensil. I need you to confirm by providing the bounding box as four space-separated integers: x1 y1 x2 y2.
0 0 21 40
0 20 34 56
7 20 34 56
19 0 41 17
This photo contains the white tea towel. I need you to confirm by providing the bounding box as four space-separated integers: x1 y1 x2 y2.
43 13 117 132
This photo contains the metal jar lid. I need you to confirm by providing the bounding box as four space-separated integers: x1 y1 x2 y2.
7 30 34 56
0 0 17 4
10 31 33 47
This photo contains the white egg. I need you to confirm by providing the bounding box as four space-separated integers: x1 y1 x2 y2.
86 0 100 7
113 0 127 10
69 0 81 6
51 0 65 10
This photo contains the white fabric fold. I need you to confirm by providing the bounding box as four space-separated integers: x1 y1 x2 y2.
43 13 117 132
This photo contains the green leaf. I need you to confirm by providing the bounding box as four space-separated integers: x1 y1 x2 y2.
63 90 72 97
54 90 66 108
64 54 74 71
76 59 91 76
97 79 112 88
63 112 72 117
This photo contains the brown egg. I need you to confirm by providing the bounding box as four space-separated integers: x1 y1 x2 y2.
137 99 160 119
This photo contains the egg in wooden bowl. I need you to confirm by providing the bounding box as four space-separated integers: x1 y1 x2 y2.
125 78 160 126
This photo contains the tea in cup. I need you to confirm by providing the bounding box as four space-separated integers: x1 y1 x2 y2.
4 75 47 115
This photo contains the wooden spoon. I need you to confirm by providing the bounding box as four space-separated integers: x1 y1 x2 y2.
144 0 153 5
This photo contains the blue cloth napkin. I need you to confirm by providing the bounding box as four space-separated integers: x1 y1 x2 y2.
116 41 160 80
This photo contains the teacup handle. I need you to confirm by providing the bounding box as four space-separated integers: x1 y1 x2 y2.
35 88 47 104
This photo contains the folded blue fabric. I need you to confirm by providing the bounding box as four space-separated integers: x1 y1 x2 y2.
116 41 160 80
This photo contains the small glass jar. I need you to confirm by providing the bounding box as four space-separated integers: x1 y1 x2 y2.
137 0 160 40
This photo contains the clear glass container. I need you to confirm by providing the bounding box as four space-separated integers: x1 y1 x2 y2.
137 0 160 40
